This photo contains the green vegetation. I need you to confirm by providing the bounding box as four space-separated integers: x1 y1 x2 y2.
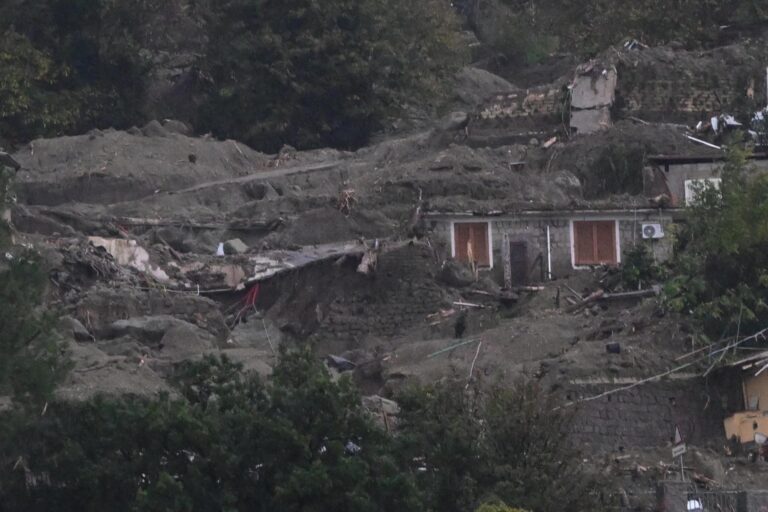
586 145 646 198
0 0 466 152
197 0 467 152
396 379 599 512
0 0 164 142
486 0 767 62
0 351 596 511
475 503 530 512
621 245 666 291
665 146 768 340
0 160 67 405
0 250 68 406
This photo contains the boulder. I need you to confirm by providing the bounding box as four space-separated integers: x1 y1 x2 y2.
439 111 469 132
109 315 189 344
224 238 249 255
439 260 476 287
161 119 192 136
59 315 92 342
141 120 169 138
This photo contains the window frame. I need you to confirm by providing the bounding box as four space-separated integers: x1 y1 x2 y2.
450 220 493 269
570 219 620 268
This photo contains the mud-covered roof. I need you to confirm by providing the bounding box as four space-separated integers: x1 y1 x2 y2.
649 153 768 164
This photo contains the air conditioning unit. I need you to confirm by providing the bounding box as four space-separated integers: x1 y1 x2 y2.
642 223 664 239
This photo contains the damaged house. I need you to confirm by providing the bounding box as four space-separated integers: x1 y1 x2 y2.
427 207 676 286
645 153 768 206
724 351 768 447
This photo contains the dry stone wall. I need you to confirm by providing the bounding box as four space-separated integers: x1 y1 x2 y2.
566 375 741 451
307 244 452 353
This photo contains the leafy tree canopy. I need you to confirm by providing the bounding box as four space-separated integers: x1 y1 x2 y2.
666 145 768 340
395 379 600 512
196 0 468 152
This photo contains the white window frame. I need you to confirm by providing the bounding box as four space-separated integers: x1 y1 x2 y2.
569 219 621 269
450 220 494 269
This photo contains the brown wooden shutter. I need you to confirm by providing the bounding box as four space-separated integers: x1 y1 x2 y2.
454 223 471 263
574 221 595 265
573 220 617 265
594 221 616 263
471 223 490 266
453 222 490 266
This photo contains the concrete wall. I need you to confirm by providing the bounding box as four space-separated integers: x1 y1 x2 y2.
429 210 676 283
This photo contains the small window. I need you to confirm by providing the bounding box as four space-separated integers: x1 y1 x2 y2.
453 222 491 267
573 220 617 266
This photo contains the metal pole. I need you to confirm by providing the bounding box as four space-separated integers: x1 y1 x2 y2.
680 454 685 481
546 225 552 280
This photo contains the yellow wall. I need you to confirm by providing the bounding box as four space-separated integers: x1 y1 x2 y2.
743 372 768 410
724 411 768 443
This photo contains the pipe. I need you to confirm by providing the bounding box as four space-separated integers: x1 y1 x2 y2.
546 225 552 280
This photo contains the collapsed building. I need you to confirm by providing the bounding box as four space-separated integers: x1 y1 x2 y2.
469 40 768 143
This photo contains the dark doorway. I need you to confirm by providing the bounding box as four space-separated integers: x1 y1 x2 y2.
509 241 528 285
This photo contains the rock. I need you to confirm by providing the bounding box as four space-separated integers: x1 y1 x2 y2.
141 120 168 138
429 152 456 171
60 315 92 342
453 67 515 108
439 260 476 287
157 324 217 362
224 238 248 255
440 111 469 132
161 119 192 136
109 315 189 345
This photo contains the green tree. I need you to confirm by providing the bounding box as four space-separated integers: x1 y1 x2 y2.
666 146 768 339
0 352 422 511
396 379 599 512
0 0 162 143
197 0 467 152
0 250 68 405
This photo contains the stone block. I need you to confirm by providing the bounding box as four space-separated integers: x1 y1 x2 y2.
224 238 249 255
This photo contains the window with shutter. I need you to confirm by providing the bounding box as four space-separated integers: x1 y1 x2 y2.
453 222 491 267
573 220 617 266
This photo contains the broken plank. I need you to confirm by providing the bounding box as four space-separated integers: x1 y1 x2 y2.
427 339 479 359
565 289 604 313
599 288 659 301
564 284 584 301
513 285 545 292
453 301 486 309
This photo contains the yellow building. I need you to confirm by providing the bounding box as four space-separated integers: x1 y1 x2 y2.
723 352 768 444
